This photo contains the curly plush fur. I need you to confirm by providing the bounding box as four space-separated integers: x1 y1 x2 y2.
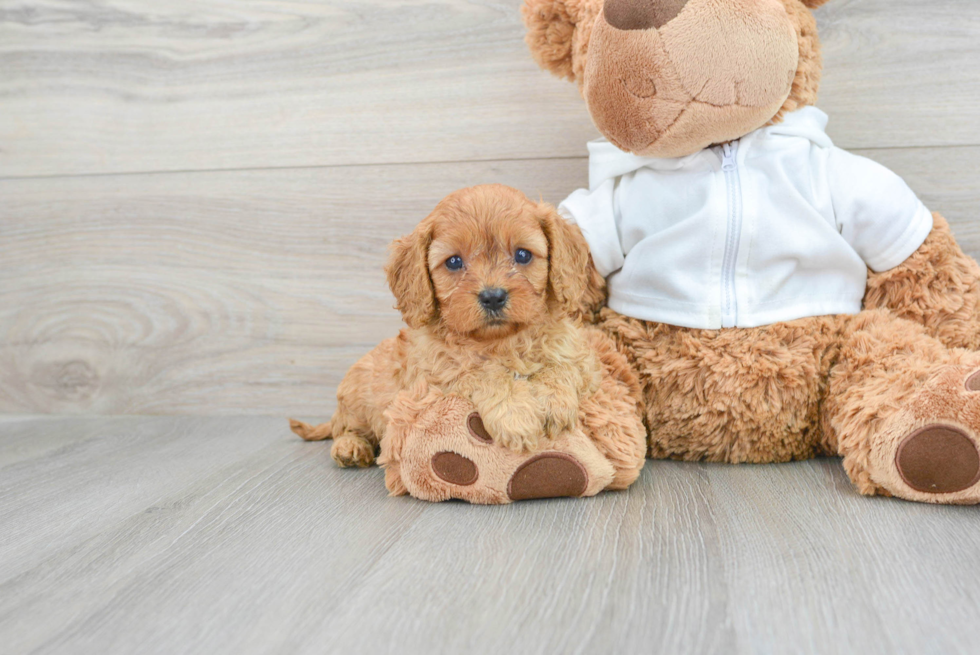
524 0 980 504
865 215 980 352
291 185 646 502
587 219 980 504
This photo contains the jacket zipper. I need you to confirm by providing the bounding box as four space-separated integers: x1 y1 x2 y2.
720 140 742 328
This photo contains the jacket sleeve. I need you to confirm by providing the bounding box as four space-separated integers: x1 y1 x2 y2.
827 147 934 273
556 179 625 278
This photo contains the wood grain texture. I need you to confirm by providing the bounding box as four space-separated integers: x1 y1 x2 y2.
2 3 978 651
2 147 978 417
0 158 586 416
0 0 978 178
2 415 980 654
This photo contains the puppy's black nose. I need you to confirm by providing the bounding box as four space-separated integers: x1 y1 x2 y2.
478 288 508 312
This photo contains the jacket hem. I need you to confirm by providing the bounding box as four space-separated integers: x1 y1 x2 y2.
607 296 864 330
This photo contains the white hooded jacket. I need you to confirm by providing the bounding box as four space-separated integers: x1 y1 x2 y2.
558 107 934 330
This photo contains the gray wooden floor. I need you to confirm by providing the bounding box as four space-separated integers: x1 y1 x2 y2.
2 415 980 655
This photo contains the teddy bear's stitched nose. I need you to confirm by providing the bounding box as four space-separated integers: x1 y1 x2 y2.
604 0 690 30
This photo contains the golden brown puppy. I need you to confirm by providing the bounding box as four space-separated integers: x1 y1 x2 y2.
290 184 608 468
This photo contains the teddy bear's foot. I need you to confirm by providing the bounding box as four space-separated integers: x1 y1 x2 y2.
379 395 617 504
894 424 980 495
865 364 980 504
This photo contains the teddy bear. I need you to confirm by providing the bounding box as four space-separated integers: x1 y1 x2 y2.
521 0 980 503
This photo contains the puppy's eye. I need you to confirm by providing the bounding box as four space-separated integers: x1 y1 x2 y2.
445 255 464 271
514 248 533 265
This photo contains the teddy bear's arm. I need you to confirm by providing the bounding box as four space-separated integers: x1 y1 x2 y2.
822 148 980 349
865 213 980 352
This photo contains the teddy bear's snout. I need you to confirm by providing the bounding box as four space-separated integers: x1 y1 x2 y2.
604 0 690 31
583 0 801 158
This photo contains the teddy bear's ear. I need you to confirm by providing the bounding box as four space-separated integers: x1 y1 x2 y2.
800 0 831 8
522 0 586 81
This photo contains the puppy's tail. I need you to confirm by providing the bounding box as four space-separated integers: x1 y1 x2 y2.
289 418 333 441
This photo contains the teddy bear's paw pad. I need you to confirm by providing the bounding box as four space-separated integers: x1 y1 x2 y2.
965 370 980 391
896 425 980 494
467 413 493 444
507 453 589 501
431 451 479 486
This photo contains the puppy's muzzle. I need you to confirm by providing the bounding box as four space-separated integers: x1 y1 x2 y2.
478 287 509 314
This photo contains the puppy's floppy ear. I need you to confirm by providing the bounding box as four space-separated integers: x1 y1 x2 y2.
800 0 830 8
385 219 438 329
536 202 607 322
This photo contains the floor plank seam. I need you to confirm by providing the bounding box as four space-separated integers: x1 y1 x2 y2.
3 142 977 183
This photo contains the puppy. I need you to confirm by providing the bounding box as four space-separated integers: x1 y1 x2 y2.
290 184 607 468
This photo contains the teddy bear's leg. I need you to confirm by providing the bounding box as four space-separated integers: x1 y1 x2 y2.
597 307 843 464
823 308 980 504
379 386 623 504
865 213 980 351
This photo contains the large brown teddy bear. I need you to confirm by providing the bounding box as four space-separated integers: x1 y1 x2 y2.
523 0 980 503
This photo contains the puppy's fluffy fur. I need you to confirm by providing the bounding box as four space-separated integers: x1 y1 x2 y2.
290 184 610 467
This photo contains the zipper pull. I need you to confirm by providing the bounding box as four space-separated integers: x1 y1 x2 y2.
721 140 739 171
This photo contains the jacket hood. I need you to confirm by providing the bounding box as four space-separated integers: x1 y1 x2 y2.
587 107 833 190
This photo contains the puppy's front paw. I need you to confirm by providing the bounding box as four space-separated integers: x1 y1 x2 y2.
331 436 376 468
483 409 546 453
543 401 579 440
544 410 578 439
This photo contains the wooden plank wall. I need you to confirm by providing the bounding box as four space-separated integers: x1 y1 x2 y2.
1 0 979 416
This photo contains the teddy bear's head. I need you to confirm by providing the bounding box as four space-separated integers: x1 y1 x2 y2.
523 0 829 158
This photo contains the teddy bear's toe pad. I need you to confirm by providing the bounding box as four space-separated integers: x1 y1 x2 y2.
467 413 493 443
431 451 478 486
896 425 980 494
507 453 589 501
